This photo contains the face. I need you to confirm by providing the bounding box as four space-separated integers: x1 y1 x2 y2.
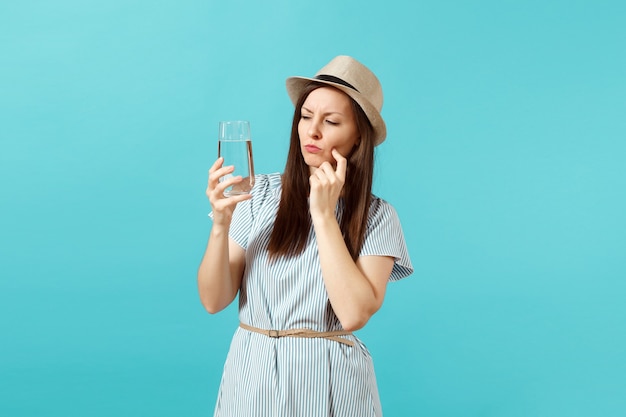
298 87 360 172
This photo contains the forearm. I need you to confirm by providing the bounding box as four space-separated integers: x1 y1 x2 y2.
197 225 241 313
313 216 381 331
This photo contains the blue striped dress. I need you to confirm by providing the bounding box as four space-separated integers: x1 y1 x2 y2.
212 173 413 417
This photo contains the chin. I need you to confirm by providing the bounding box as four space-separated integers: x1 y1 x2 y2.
302 154 325 167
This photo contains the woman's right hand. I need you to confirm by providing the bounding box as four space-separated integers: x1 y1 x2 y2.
206 157 252 226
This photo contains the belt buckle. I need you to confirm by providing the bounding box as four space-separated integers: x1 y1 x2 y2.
268 329 280 338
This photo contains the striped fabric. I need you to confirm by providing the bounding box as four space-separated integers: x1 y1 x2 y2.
212 173 413 417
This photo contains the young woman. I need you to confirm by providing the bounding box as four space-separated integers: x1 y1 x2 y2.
198 55 413 417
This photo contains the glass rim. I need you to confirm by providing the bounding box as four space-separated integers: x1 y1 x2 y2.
218 120 250 125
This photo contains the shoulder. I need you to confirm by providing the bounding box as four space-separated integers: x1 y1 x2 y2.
252 173 282 193
249 173 282 201
240 173 282 217
367 195 400 225
362 195 414 280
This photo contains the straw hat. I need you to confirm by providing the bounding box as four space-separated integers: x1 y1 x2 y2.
286 55 387 145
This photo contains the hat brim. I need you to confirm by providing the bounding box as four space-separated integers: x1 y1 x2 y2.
286 76 387 146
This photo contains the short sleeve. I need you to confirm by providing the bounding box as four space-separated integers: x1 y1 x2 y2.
359 198 414 281
209 173 281 250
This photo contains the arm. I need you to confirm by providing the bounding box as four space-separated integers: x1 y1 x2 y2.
314 217 394 331
309 149 394 331
197 157 252 314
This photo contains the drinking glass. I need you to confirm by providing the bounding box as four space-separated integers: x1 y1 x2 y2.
218 120 255 196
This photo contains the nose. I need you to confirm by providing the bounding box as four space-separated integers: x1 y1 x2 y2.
308 119 322 140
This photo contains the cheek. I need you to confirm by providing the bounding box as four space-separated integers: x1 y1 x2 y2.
337 132 359 151
297 121 306 141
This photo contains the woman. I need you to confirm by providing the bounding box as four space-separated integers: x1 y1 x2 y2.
198 55 413 417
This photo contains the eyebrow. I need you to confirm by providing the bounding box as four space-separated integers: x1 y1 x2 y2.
301 106 344 116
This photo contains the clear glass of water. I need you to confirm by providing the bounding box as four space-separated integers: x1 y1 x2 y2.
218 120 255 196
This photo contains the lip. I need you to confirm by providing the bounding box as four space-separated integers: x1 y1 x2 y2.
304 144 322 153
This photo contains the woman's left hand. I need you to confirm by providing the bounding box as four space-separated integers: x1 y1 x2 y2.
309 149 346 221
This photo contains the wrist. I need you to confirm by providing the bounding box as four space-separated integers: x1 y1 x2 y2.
311 211 338 229
209 223 230 239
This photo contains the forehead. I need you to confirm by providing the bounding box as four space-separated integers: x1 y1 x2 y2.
302 86 353 112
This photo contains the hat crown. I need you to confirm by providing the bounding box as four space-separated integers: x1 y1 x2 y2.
315 56 383 112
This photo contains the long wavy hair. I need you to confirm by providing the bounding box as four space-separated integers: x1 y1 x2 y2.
268 83 376 261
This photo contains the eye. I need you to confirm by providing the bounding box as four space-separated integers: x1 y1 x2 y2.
301 114 311 120
325 120 339 126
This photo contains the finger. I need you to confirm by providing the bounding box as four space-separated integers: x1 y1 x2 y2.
209 157 224 173
209 165 236 186
213 165 236 179
211 192 251 215
317 161 334 175
309 172 320 187
215 182 253 205
208 172 241 201
214 175 245 196
312 165 332 185
227 193 253 204
318 161 338 183
331 149 347 180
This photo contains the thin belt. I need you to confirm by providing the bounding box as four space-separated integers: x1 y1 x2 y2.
239 322 354 347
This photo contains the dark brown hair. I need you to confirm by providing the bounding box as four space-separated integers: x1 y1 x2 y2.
268 83 375 260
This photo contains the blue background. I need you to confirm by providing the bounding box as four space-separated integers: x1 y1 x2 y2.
1 1 625 416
